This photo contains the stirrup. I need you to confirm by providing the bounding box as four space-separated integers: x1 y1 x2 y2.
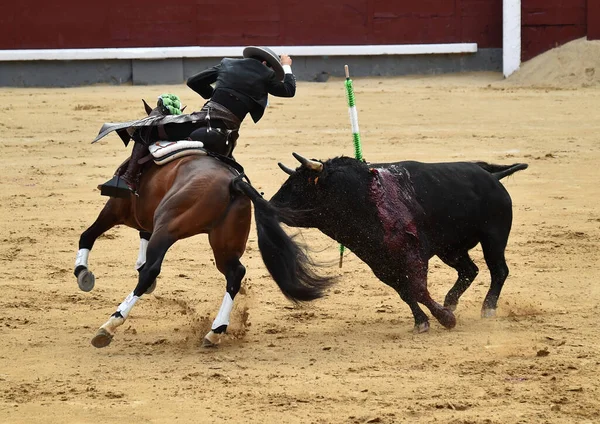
98 175 137 198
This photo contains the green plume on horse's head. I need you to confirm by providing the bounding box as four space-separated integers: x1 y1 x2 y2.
158 93 183 115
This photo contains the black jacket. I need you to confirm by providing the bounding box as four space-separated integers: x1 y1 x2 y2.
187 58 296 123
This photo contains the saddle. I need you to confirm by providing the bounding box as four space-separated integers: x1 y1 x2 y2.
144 125 237 166
147 140 207 165
146 140 248 184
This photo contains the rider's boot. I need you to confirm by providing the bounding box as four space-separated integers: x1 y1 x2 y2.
99 142 148 198
120 142 148 192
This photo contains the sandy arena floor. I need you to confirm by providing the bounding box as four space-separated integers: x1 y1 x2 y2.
1 71 599 423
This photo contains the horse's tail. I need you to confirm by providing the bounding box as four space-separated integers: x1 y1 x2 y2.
231 178 335 302
474 161 529 180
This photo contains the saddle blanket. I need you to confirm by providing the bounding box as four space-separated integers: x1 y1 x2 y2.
148 140 207 165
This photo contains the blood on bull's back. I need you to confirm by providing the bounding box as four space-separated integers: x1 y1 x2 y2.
382 160 516 256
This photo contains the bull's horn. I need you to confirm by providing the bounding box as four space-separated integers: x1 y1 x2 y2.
292 152 323 172
278 162 296 176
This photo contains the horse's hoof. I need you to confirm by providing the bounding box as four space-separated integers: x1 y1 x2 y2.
202 338 219 348
91 328 113 348
202 330 221 348
77 269 95 292
413 322 430 334
145 280 157 295
481 308 496 318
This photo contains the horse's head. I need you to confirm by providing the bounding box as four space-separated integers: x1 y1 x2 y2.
142 99 163 117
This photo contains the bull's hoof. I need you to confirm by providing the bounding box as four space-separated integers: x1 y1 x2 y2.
441 309 457 329
481 308 497 318
444 303 457 312
77 269 95 292
202 330 221 348
145 279 157 295
91 328 113 348
413 322 430 334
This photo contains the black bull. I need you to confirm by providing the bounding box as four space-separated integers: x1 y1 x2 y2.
270 154 528 333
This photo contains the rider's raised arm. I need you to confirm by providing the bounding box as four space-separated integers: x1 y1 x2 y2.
187 65 220 99
267 66 296 98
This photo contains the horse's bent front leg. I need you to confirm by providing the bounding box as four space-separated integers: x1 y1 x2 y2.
92 227 175 348
203 197 251 347
75 200 123 292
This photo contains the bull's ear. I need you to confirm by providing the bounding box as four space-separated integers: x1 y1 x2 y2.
142 99 153 115
292 152 323 172
278 162 295 176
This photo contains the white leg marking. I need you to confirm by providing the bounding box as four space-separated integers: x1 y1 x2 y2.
116 291 140 319
135 238 149 270
211 293 234 330
99 291 140 335
99 315 125 335
75 248 90 268
204 293 235 346
96 292 139 340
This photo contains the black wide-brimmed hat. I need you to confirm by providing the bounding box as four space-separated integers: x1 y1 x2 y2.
243 46 285 81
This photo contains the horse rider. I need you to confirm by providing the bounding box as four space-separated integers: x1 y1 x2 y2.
97 46 296 198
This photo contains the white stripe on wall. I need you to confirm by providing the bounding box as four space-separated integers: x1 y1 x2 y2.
0 43 478 61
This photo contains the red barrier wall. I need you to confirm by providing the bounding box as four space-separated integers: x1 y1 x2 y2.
588 0 600 40
0 1 502 49
521 0 587 61
1 1 596 61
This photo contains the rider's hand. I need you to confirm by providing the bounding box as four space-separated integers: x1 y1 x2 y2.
280 54 292 66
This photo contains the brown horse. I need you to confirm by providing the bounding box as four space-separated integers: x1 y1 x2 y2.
74 102 334 348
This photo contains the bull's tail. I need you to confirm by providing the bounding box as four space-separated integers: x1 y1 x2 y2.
475 162 529 180
231 178 335 302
